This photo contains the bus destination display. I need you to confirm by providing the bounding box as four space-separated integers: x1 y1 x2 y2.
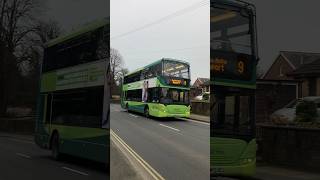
211 50 253 81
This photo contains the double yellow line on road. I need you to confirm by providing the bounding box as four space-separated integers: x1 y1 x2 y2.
111 130 165 180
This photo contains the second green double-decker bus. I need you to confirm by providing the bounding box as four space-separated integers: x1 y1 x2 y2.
121 58 191 118
211 0 258 177
35 18 110 165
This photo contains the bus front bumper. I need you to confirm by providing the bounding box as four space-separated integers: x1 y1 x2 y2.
150 104 190 118
166 113 190 118
155 112 190 118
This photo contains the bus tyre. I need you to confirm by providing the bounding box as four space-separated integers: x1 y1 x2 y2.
144 106 150 118
51 133 60 160
125 103 129 111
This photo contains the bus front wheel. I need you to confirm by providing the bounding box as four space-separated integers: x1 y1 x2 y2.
144 106 150 118
51 133 60 160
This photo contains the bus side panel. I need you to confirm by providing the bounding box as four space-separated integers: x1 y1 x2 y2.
53 125 108 163
127 101 146 113
59 138 108 163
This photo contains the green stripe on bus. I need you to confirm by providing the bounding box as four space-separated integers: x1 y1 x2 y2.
41 72 57 92
49 124 108 140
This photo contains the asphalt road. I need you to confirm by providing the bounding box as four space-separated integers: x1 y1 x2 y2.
110 104 210 180
0 133 108 180
212 165 320 180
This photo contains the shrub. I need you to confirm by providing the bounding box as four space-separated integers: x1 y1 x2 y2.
295 100 318 122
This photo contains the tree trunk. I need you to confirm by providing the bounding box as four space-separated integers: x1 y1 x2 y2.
0 43 8 116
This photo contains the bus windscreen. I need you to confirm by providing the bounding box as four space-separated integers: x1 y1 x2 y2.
163 61 190 79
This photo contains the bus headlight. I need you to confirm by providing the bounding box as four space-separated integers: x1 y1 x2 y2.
187 106 191 112
160 106 166 112
240 158 253 164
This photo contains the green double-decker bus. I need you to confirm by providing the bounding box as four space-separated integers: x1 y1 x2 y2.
35 18 110 164
121 58 191 118
211 0 258 177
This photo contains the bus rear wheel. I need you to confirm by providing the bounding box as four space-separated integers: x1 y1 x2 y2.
51 133 60 160
144 106 150 118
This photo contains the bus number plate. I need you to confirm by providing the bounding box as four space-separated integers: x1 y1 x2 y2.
212 167 224 174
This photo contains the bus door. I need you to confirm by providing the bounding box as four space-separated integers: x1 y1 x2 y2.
212 87 255 141
45 93 53 142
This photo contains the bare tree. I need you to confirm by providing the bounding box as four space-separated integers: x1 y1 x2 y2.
110 48 124 83
16 19 61 73
110 48 129 95
34 19 61 46
0 0 41 52
117 68 129 84
0 0 42 116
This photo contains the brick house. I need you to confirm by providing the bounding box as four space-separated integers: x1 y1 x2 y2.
288 60 320 96
263 51 320 97
190 78 210 98
263 51 320 80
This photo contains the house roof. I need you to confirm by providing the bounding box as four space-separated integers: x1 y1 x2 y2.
196 78 209 84
280 51 320 69
288 59 320 77
192 78 209 87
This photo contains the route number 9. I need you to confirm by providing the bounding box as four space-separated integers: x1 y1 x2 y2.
237 61 244 74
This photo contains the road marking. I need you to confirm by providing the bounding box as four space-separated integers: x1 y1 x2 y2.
186 119 209 125
16 153 31 159
6 137 35 144
62 167 89 176
178 118 210 125
159 124 180 132
111 130 165 180
129 114 139 118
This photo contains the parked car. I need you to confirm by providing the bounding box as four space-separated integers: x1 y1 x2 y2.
270 96 320 122
194 92 210 101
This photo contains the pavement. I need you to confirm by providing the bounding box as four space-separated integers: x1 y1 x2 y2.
188 113 210 122
255 164 320 180
0 132 108 180
110 103 210 180
110 139 144 180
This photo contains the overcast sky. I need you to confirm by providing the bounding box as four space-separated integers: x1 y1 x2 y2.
111 0 210 83
246 0 320 73
44 0 109 32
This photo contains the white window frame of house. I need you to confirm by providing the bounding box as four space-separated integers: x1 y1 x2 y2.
279 65 284 77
